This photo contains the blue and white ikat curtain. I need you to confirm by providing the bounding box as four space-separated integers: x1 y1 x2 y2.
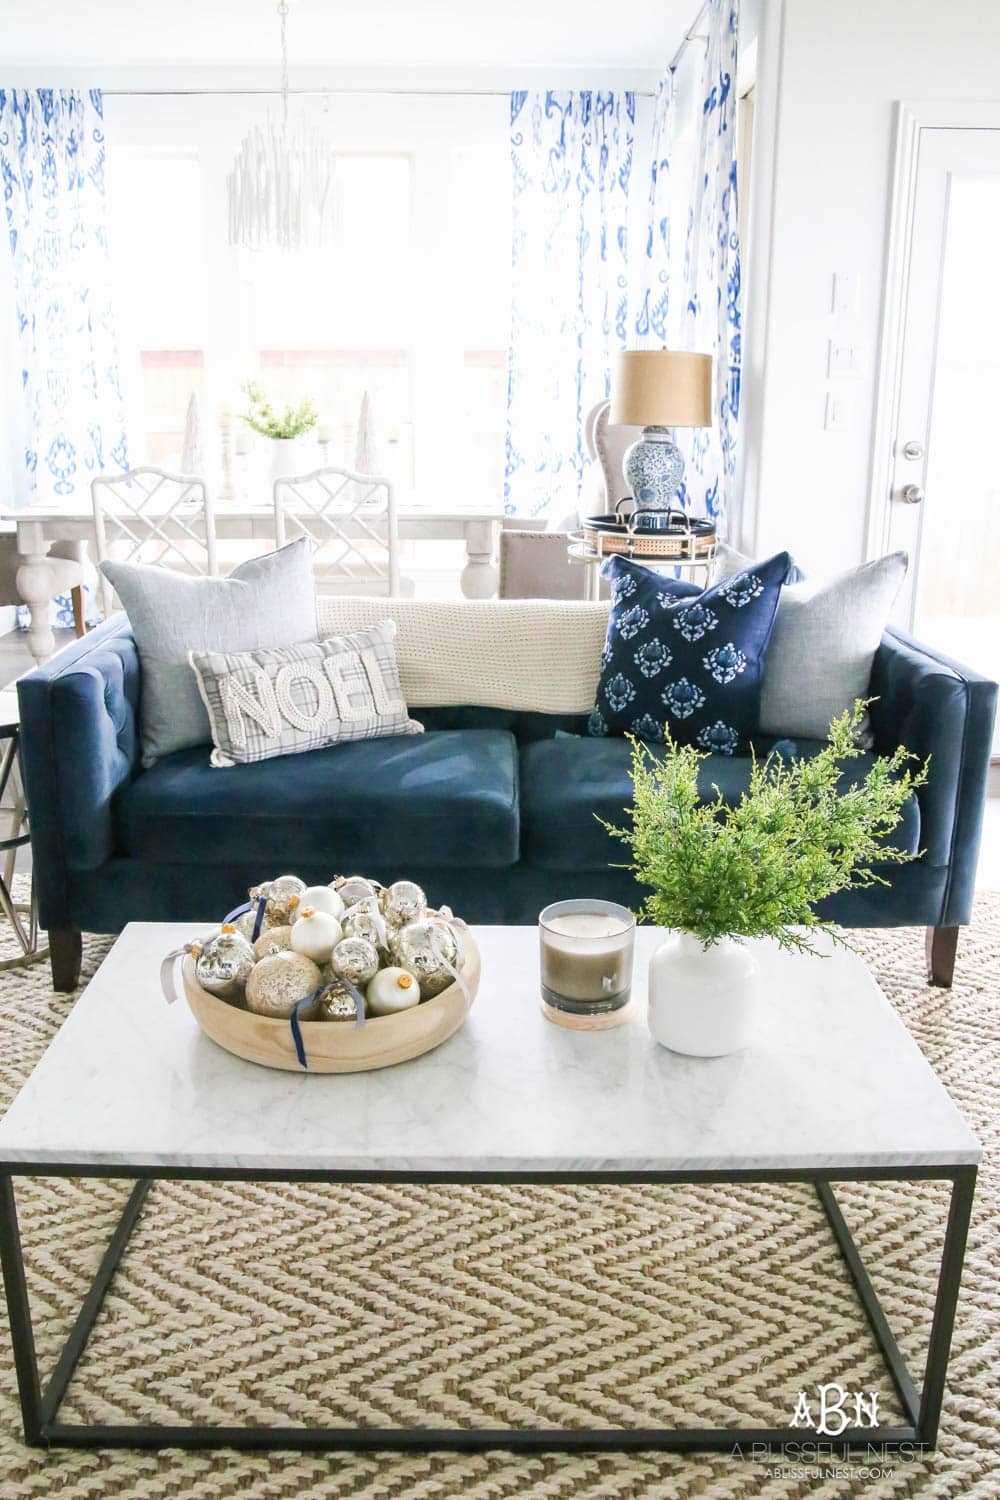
505 91 634 517
0 89 128 506
634 0 741 527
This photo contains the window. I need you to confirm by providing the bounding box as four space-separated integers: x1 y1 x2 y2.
106 148 209 468
104 100 512 509
451 145 511 502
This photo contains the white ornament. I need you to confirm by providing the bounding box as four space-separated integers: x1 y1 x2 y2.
366 966 421 1016
300 884 345 919
290 906 343 964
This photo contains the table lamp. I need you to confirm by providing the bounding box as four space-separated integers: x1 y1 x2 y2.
610 349 713 529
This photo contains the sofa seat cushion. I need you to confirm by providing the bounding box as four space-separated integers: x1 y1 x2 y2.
116 730 519 869
519 735 921 872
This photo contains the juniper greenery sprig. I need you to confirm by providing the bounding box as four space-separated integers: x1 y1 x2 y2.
601 700 928 954
239 379 318 441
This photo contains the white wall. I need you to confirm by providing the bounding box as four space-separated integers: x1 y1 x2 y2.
743 0 1000 572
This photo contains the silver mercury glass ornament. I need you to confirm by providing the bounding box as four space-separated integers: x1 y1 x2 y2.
318 977 358 1023
341 908 390 958
233 907 260 943
383 880 427 930
253 924 292 961
194 925 255 1002
263 874 306 926
390 918 460 999
245 951 321 1019
330 936 380 987
335 874 379 909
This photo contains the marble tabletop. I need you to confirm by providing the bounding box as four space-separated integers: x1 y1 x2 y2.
0 923 980 1174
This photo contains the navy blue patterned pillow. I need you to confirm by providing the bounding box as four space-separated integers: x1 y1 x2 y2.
590 551 793 753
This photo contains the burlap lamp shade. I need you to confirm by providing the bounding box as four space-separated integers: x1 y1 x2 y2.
610 350 713 428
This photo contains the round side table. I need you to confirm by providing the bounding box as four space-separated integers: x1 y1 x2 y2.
566 540 715 601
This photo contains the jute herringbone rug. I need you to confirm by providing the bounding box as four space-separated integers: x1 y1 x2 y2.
0 899 997 1499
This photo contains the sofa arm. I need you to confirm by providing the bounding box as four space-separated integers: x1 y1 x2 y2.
868 627 997 925
17 616 140 931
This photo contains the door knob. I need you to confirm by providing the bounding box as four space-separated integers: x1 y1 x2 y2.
900 484 924 505
901 439 924 460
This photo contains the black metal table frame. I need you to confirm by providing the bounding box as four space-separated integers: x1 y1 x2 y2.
0 1160 976 1454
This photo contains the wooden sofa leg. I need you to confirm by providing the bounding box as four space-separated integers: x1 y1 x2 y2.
50 930 82 992
926 925 959 989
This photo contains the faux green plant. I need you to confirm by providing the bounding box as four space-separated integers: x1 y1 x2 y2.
602 701 928 954
239 380 318 440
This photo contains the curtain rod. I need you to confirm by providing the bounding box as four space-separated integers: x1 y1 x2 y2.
100 85 658 100
668 0 711 72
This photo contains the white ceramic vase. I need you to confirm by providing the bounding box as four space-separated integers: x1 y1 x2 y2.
269 436 302 484
647 931 759 1057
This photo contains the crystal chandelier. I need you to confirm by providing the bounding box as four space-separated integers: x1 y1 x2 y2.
227 0 336 250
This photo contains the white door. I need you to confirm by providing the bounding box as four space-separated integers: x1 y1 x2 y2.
885 126 1000 747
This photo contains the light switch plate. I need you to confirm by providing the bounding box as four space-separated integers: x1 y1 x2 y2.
824 390 854 431
832 271 859 316
828 340 862 377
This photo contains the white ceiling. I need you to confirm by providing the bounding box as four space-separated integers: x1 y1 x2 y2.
4 0 697 72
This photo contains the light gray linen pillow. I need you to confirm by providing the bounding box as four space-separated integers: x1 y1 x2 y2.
189 622 423 768
714 547 907 744
101 540 318 766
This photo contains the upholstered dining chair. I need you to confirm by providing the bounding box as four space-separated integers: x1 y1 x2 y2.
498 523 604 600
583 398 641 516
274 467 400 596
91 467 217 617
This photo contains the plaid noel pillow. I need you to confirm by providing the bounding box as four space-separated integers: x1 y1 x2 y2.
190 620 422 768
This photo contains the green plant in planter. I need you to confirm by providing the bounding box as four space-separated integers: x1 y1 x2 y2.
602 701 928 955
239 380 318 440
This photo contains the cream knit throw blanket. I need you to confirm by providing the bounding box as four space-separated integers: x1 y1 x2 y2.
317 596 610 713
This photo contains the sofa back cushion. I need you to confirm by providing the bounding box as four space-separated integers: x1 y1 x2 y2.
317 596 610 715
102 540 318 767
712 545 908 746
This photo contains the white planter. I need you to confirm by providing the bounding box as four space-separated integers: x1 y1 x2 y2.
269 437 303 484
647 931 759 1057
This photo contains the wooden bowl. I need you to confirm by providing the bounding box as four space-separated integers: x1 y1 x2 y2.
181 930 481 1073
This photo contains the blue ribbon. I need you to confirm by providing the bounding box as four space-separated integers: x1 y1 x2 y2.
290 992 319 1070
222 894 267 941
289 977 367 1070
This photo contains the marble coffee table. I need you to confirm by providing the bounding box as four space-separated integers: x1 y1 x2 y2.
0 922 979 1454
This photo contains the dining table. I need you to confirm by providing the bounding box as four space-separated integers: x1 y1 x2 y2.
10 502 503 666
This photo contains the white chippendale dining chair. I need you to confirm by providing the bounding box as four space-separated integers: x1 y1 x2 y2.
273 466 400 596
91 467 218 617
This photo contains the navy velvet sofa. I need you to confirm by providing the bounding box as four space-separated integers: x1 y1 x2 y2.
17 613 997 993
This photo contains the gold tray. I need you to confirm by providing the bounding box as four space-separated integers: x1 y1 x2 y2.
578 527 717 561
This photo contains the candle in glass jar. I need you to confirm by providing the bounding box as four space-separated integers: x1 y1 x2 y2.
538 900 635 1029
